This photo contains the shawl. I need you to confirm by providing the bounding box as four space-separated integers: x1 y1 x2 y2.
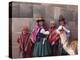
31 23 48 43
48 28 60 45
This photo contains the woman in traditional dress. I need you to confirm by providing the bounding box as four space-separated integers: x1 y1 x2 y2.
57 15 70 55
48 20 60 56
17 25 33 58
31 17 52 57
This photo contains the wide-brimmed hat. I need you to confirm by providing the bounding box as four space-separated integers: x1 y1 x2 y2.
35 17 45 22
59 15 66 24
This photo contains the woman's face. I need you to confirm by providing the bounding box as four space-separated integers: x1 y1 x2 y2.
60 21 65 26
38 21 44 26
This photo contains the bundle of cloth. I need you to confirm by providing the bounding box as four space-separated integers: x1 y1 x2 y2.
57 25 77 55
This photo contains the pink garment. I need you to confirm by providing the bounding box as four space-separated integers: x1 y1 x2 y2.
31 24 40 43
31 23 48 43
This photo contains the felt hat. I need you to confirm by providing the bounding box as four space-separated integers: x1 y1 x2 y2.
35 17 45 22
59 15 66 24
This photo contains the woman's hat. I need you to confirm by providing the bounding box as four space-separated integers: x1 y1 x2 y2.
35 17 45 22
59 15 66 24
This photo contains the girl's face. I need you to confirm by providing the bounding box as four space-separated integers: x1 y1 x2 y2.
50 23 55 28
38 21 44 26
22 30 27 34
60 21 65 26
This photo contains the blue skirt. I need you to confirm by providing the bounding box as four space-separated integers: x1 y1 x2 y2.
32 39 52 57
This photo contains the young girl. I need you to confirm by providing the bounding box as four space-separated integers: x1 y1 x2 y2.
48 20 60 56
17 25 33 58
57 15 70 55
31 17 52 57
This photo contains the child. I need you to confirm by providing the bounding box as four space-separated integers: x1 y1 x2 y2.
17 25 33 58
31 17 52 57
48 20 60 56
57 15 70 55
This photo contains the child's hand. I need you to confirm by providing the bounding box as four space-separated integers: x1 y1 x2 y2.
44 31 50 35
24 47 27 52
51 42 55 45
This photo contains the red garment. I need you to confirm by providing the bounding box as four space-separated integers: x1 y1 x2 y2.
17 33 33 57
48 28 60 45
